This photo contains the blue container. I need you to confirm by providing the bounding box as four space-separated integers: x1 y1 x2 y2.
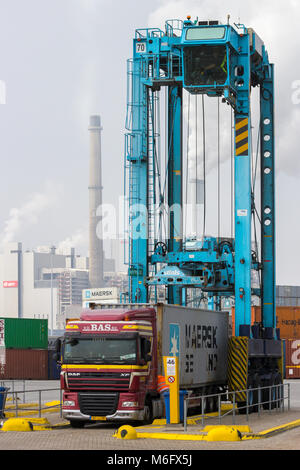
0 387 9 419
163 390 188 424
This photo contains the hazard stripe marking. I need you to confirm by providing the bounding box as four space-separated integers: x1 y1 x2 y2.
236 142 249 156
236 130 248 143
235 117 249 156
235 117 248 131
228 337 248 401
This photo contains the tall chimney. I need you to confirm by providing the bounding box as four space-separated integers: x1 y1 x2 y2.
88 115 104 288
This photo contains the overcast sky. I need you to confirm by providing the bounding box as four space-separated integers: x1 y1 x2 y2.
0 0 299 285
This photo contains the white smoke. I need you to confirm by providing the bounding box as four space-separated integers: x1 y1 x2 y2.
57 228 88 255
0 181 61 250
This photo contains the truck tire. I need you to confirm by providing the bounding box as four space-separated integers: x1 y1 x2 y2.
262 377 271 410
238 374 261 415
270 373 283 410
143 400 153 425
200 391 208 415
69 420 86 428
206 387 217 414
248 374 262 413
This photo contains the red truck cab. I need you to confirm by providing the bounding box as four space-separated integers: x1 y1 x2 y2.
59 307 162 427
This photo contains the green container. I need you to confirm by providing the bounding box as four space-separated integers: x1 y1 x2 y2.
0 318 48 349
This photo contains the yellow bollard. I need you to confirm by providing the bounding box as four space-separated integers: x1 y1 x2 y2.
1 418 34 432
114 425 137 440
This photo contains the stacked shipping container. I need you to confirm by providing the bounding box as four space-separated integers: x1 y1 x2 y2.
276 286 300 307
0 318 48 380
285 339 300 379
232 307 300 379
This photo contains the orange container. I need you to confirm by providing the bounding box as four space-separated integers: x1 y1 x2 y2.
285 339 300 379
232 306 300 339
276 307 300 339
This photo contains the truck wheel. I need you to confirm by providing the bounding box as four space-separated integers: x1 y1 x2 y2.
237 400 247 415
248 374 261 413
262 374 282 410
143 400 153 425
206 387 216 414
270 373 283 409
69 420 86 428
200 393 208 415
262 377 272 410
238 374 261 414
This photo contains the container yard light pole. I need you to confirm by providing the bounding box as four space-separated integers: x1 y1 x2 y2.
50 245 56 336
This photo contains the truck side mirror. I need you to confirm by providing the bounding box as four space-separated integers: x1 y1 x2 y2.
52 352 60 362
141 339 152 362
53 338 62 363
145 353 152 362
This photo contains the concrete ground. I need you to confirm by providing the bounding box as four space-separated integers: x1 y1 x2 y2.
1 405 300 451
1 380 300 452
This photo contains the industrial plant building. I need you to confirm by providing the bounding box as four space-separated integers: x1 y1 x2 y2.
0 242 117 331
0 113 127 332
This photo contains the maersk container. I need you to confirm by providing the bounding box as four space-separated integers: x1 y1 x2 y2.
0 318 48 349
159 304 228 388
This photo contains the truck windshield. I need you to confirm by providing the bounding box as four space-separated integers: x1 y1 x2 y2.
62 336 137 364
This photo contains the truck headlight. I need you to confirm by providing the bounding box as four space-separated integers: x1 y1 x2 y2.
122 401 138 407
63 400 75 407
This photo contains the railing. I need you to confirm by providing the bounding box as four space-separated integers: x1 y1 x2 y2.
183 383 291 432
0 381 62 419
0 381 292 428
135 28 165 39
165 19 184 37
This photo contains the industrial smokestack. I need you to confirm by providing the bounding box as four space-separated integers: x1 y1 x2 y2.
88 115 104 288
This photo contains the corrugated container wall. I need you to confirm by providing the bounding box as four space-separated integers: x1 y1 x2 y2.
232 307 300 339
0 349 48 380
0 318 48 349
285 339 300 379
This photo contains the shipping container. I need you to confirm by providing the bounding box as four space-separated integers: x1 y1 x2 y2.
285 339 300 379
0 318 48 349
232 306 300 339
282 340 286 379
0 349 48 380
159 305 229 387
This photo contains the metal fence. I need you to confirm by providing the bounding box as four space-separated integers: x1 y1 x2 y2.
0 381 62 419
183 383 291 431
0 381 292 428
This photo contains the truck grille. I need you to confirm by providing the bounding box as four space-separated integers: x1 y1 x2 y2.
79 392 119 417
67 371 130 391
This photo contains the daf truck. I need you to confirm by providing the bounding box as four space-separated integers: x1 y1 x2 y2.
55 304 228 427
